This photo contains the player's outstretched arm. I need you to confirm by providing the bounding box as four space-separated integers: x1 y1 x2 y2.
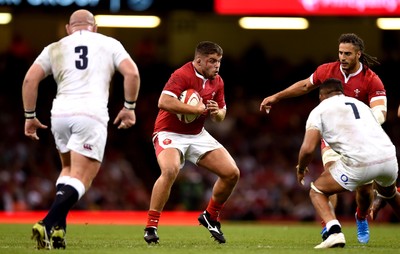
260 78 314 114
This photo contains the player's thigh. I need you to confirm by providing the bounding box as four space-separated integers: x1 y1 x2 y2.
372 158 398 187
153 132 186 171
373 159 398 198
157 147 182 174
70 150 101 187
51 116 72 153
314 169 345 195
58 151 71 175
68 116 107 162
198 147 239 178
356 183 373 196
375 182 397 198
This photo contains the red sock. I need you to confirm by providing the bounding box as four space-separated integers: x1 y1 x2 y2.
321 220 326 228
356 207 368 220
206 198 224 221
146 210 161 228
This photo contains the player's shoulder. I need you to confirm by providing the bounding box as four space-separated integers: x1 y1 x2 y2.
361 65 384 88
67 31 121 44
91 32 122 45
180 62 194 71
172 62 194 77
317 61 340 70
314 62 340 78
363 65 379 77
214 74 224 83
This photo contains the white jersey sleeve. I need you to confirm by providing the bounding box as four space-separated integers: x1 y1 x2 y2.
34 46 52 77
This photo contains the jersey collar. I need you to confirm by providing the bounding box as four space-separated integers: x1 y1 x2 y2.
192 63 208 89
340 63 363 83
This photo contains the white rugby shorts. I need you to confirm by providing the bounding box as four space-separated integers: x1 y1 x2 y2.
153 128 223 169
51 115 107 162
329 156 398 191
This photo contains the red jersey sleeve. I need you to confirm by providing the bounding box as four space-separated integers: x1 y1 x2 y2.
364 68 386 102
311 62 342 87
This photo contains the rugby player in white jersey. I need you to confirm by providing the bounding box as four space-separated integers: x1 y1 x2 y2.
296 78 400 249
22 9 140 249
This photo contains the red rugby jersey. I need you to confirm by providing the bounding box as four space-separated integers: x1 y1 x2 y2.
311 61 386 105
153 62 226 135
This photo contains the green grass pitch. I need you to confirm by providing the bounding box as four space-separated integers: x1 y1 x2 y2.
0 222 399 253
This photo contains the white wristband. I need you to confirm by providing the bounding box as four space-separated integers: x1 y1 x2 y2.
124 101 136 110
24 111 36 119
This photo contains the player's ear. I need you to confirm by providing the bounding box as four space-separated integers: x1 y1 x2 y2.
357 50 362 59
65 24 69 34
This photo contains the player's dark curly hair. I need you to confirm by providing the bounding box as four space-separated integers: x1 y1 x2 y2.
338 33 380 67
195 41 223 57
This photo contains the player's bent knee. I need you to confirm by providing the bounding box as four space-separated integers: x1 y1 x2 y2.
228 167 240 182
310 182 327 196
160 167 180 181
376 188 397 200
221 167 240 185
375 183 397 199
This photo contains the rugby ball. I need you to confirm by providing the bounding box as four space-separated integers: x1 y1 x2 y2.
177 89 201 123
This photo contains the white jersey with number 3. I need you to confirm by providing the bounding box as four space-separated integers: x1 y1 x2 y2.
34 30 130 123
306 94 395 166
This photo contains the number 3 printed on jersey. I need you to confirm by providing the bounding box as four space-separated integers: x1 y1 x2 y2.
75 46 88 70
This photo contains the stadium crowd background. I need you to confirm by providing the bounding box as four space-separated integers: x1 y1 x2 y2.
1 29 400 223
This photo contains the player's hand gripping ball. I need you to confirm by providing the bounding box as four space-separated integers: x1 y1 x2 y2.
177 89 201 123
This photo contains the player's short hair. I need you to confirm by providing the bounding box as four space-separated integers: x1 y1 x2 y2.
195 41 223 57
320 78 343 96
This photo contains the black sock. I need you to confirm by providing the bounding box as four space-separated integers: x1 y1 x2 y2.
43 185 78 231
328 225 342 236
56 183 65 192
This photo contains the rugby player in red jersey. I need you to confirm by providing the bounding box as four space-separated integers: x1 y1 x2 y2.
144 41 240 244
260 33 387 244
